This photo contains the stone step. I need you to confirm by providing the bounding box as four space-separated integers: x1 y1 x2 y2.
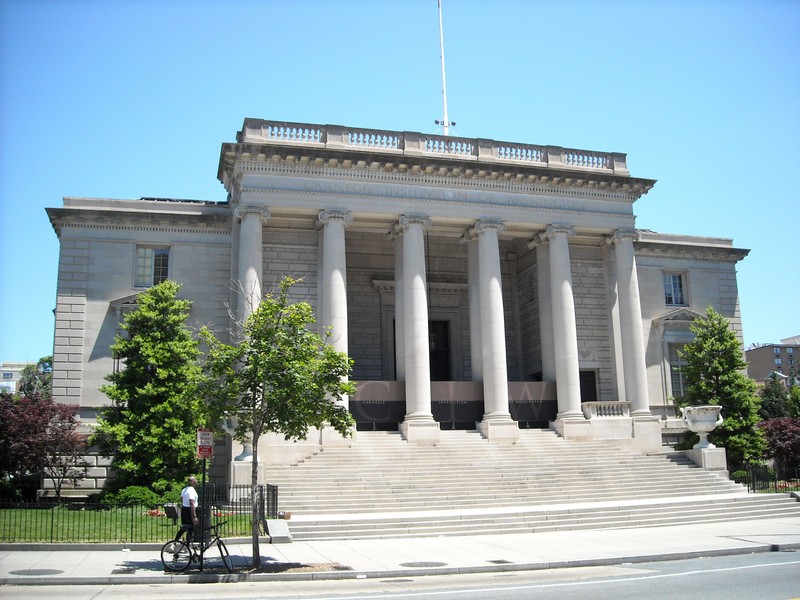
260 428 793 540
286 495 800 540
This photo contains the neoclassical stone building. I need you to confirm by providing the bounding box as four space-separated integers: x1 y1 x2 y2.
47 119 748 485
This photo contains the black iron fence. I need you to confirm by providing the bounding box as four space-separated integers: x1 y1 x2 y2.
733 465 800 494
0 483 277 544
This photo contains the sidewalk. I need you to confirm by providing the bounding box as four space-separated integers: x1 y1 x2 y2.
2 516 800 586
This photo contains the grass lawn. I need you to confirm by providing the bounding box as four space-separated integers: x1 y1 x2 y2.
0 505 253 543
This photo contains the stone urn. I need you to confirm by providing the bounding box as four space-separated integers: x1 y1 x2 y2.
681 405 723 449
222 417 254 462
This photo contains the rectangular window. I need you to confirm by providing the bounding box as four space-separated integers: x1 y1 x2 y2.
663 273 686 306
775 358 782 366
668 344 687 400
135 246 170 287
774 347 782 355
788 348 794 355
2 372 13 380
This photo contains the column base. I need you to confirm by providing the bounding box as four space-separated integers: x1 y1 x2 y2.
551 417 592 440
229 460 264 487
632 416 663 454
400 418 441 446
319 423 356 448
477 417 520 443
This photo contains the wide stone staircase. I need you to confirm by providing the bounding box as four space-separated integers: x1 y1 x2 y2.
265 429 800 541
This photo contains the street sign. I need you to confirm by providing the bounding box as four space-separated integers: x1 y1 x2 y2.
196 428 214 459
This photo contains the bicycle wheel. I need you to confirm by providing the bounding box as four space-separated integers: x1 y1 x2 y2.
217 539 233 573
161 540 192 572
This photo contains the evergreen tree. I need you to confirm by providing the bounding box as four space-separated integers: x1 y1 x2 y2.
679 306 765 467
92 281 204 487
759 372 790 419
201 277 355 566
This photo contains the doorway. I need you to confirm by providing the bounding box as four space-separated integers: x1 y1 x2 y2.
579 370 598 403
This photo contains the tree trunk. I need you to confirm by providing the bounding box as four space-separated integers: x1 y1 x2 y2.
250 431 261 567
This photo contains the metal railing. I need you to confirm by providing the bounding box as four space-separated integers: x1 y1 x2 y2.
733 465 800 494
0 483 277 544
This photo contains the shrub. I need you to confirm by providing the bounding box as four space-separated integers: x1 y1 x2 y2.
759 418 800 476
152 479 184 505
102 485 161 508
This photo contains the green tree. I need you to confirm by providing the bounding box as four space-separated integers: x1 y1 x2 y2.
678 306 765 467
789 382 800 419
200 277 355 567
17 356 52 401
759 372 790 420
91 281 204 488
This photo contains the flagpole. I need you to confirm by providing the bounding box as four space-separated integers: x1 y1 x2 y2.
438 0 451 136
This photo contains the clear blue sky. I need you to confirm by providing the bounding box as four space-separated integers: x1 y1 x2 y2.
1 0 798 363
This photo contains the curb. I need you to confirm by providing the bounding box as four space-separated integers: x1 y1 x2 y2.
2 542 799 586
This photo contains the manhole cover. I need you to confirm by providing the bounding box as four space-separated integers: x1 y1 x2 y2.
400 561 447 568
488 559 513 564
9 569 65 576
111 567 137 574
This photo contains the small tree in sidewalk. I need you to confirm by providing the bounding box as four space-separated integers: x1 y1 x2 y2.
200 276 355 567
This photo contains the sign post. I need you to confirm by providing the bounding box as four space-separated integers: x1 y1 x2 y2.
196 428 213 571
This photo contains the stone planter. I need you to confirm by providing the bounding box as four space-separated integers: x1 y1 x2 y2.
681 405 723 449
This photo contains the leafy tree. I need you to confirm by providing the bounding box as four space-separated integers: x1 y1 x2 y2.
17 356 52 401
200 277 355 567
678 306 765 468
759 372 790 420
759 418 800 475
0 393 86 500
91 280 204 488
789 383 800 419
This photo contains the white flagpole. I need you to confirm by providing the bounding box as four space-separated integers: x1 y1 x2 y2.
438 0 451 136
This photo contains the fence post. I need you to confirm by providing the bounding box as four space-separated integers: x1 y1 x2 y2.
258 485 265 531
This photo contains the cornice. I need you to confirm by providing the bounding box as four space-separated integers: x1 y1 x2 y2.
47 208 231 238
635 241 750 263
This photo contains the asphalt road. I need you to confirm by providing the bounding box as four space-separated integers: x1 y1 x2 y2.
5 551 800 600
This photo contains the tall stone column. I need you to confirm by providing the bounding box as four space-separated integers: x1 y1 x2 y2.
608 229 651 417
318 210 351 412
532 225 583 421
472 220 518 442
535 242 556 382
390 225 406 381
461 232 482 381
234 206 270 322
397 215 439 445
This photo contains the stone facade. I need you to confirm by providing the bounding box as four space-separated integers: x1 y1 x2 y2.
46 119 749 485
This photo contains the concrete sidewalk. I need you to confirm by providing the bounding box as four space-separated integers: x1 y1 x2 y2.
2 516 800 586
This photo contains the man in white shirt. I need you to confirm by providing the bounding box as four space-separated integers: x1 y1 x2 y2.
180 476 199 540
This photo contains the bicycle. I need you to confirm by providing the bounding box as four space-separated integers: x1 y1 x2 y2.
160 520 233 573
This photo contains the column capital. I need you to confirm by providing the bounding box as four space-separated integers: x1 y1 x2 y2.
397 214 432 233
527 224 575 248
605 228 640 245
234 205 270 223
464 219 506 241
318 210 352 226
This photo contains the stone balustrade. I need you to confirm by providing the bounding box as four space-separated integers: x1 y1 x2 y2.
581 401 632 419
237 119 630 176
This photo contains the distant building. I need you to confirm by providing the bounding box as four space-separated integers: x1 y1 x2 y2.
46 119 750 488
746 337 800 383
0 362 33 394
